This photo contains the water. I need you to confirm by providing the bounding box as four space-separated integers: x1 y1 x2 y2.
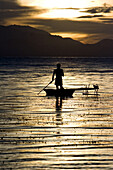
0 56 113 169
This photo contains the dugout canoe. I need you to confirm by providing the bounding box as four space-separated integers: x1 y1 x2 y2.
44 85 99 97
44 89 75 97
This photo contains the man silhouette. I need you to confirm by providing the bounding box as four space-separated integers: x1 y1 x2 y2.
52 63 64 89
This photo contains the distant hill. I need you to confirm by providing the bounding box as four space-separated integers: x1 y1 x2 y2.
0 25 113 57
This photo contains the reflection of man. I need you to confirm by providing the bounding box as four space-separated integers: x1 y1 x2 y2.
56 97 62 111
52 63 64 89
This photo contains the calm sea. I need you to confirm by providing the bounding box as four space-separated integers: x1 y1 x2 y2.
0 56 113 169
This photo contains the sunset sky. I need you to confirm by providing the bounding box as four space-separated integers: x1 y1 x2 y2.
1 0 113 43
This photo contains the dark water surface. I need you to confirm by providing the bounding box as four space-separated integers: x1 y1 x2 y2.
0 56 113 169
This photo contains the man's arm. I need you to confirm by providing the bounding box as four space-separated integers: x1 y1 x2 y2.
52 70 55 81
62 69 64 77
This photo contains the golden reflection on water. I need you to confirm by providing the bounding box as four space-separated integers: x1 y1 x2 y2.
1 57 113 169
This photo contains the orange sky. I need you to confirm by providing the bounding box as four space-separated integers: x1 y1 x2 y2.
1 0 113 43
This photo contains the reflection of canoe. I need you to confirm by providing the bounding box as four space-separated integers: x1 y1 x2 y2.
44 89 75 97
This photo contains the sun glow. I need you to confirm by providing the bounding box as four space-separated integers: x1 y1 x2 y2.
38 9 82 19
19 0 91 9
18 0 105 20
17 0 113 44
18 0 98 20
51 32 88 43
39 0 89 9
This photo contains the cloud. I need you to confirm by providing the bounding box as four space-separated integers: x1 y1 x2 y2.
0 0 48 24
78 15 103 18
86 5 113 14
54 7 80 10
24 18 113 34
23 18 113 43
99 18 113 23
0 0 19 9
1 1 113 43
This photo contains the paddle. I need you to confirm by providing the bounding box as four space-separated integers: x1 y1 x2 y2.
38 79 54 95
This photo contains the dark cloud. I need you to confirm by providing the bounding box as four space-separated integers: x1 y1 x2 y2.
55 7 79 10
23 18 113 43
24 18 113 35
0 0 48 24
0 0 20 9
78 15 103 19
99 18 113 23
86 6 113 14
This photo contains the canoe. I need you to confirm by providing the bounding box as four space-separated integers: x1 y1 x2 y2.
44 86 99 97
44 89 75 97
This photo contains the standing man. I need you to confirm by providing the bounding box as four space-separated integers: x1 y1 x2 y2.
52 63 64 89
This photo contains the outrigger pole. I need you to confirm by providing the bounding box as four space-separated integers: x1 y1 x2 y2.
38 79 54 95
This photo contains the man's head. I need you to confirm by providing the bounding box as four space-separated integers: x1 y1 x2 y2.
57 63 61 69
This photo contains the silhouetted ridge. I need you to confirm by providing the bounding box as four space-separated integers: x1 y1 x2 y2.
1 25 50 36
95 39 113 48
0 25 113 57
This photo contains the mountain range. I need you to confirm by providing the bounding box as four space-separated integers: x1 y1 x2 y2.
0 25 113 57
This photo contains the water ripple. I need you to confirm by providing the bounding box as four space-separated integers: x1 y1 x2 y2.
1 57 113 169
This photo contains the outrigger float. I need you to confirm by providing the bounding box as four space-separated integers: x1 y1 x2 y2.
44 84 99 97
